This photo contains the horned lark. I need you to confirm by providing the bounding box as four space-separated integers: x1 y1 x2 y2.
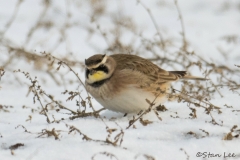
85 54 205 113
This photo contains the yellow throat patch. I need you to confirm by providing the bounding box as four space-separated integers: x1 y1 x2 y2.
88 71 108 82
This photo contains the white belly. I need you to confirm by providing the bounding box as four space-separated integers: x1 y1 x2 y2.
94 87 166 113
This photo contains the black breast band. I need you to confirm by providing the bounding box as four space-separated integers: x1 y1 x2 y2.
88 76 112 88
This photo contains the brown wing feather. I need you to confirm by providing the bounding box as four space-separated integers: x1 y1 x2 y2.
110 54 179 84
168 71 187 78
169 71 207 80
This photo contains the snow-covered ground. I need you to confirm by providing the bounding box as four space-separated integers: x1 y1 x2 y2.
0 0 240 160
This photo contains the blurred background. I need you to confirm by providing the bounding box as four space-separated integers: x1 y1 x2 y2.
0 0 240 107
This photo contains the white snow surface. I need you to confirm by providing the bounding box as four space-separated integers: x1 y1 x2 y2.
0 0 240 160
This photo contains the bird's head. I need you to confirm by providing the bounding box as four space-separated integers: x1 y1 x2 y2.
85 54 116 84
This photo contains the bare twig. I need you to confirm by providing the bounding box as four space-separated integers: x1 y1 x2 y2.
24 0 51 45
137 0 165 49
174 0 187 50
0 0 23 39
42 53 96 112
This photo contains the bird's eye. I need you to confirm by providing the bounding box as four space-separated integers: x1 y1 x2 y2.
95 64 108 73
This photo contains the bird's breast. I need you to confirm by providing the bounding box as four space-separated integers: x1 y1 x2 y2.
86 83 167 113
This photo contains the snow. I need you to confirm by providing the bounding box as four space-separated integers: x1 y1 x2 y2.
0 0 240 160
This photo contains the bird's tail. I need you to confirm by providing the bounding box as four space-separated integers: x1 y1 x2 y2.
169 71 207 81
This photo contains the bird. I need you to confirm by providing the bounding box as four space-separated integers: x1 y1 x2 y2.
84 54 206 114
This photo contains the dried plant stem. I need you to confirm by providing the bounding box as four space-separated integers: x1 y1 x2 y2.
69 108 105 120
174 0 187 50
43 53 96 112
173 88 220 110
0 0 23 39
0 68 5 81
32 86 50 123
42 92 78 114
68 125 124 147
137 0 165 49
210 81 223 97
60 61 96 112
24 0 50 45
